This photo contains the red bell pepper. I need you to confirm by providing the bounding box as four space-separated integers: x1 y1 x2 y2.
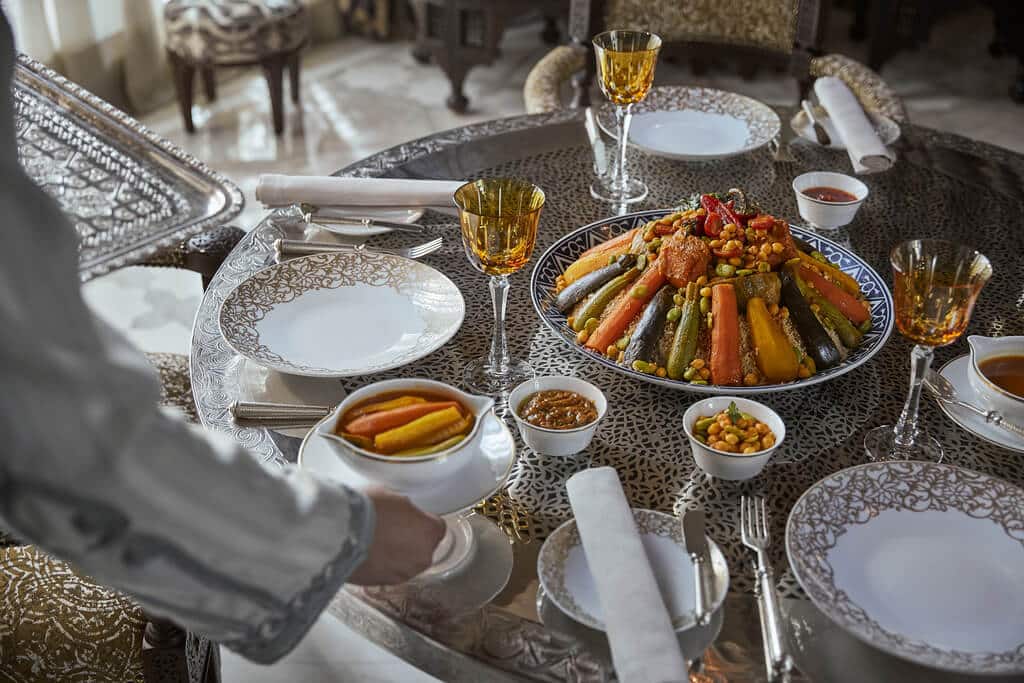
748 215 775 231
703 211 723 238
716 199 744 228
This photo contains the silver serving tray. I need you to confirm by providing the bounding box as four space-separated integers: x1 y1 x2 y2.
13 54 243 281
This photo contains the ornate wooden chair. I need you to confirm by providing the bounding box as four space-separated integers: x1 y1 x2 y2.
164 0 310 135
523 0 907 122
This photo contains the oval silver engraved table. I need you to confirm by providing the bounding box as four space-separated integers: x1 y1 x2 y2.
190 102 1024 682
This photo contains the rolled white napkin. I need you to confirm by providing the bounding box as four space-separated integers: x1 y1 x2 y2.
566 467 688 683
814 77 895 174
255 175 465 208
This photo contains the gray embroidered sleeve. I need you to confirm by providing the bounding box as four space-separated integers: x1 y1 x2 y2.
0 26 373 660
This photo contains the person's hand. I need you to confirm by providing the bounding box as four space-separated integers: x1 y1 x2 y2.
348 485 446 586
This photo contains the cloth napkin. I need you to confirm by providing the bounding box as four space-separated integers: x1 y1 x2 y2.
814 77 895 174
566 467 688 683
255 175 465 208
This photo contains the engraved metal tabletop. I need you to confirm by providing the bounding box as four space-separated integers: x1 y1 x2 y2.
190 93 1024 681
13 54 243 281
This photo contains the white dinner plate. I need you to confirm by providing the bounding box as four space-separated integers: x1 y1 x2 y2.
790 106 900 150
597 86 780 160
298 412 515 516
537 509 729 632
218 251 464 378
310 206 424 237
787 461 1024 675
936 354 1024 453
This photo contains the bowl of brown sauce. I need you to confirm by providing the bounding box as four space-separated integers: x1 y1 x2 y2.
509 376 607 456
967 335 1024 421
792 171 868 230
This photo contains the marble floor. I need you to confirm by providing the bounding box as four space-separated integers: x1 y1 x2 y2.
77 8 1023 681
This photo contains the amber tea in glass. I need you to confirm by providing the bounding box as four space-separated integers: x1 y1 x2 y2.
590 30 661 205
864 239 991 462
454 178 545 396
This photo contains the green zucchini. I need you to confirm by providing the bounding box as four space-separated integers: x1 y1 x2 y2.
571 268 640 331
555 254 636 312
622 285 674 365
667 282 700 380
780 271 841 370
732 272 781 311
788 264 863 348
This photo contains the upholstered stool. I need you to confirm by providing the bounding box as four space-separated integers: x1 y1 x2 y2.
0 545 147 682
164 0 310 135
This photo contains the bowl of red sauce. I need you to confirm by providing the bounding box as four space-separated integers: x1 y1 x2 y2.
792 171 868 230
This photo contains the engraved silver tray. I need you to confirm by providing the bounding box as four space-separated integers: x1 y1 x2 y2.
12 54 243 281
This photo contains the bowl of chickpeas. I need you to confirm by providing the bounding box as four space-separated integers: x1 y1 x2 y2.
683 397 785 480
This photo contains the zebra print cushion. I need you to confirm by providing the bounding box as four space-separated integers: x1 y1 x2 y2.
164 0 310 64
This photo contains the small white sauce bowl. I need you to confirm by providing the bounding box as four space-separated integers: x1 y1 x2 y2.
509 376 607 457
792 171 868 229
315 378 493 491
683 397 786 481
967 334 1024 423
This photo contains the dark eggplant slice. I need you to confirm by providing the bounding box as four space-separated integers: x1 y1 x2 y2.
621 285 674 366
793 236 816 254
554 253 637 313
780 270 842 370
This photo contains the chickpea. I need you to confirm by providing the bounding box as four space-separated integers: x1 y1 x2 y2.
607 345 619 358
707 423 722 435
709 239 724 249
779 306 790 319
742 446 759 455
699 286 712 298
771 242 785 254
724 433 740 445
728 256 743 267
743 373 759 386
576 329 589 344
690 358 706 370
798 365 811 379
699 367 711 380
761 434 776 449
756 423 770 435
655 367 667 378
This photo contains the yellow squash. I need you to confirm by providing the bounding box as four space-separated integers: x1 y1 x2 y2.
747 297 799 383
373 407 463 453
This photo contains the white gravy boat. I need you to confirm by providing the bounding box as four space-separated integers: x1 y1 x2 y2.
967 335 1024 422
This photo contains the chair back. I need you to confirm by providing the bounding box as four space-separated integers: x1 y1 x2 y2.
568 0 826 76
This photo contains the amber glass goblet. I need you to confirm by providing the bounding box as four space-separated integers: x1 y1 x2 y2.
590 29 661 205
454 178 546 396
864 239 992 462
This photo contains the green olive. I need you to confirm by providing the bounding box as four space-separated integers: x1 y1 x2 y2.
695 417 716 432
630 284 649 299
715 263 737 278
683 367 697 381
673 293 684 306
666 307 682 322
699 297 710 315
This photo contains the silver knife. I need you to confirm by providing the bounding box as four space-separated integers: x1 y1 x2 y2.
300 203 426 234
801 99 831 146
682 509 712 626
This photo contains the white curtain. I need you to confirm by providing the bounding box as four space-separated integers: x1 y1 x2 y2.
5 0 344 116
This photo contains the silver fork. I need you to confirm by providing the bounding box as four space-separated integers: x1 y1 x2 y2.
741 496 794 682
275 237 443 260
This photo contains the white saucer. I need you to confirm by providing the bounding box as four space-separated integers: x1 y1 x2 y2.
312 207 424 237
937 354 1024 453
298 412 516 515
790 106 900 150
537 509 729 632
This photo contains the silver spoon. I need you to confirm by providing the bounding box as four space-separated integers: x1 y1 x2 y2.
923 370 1024 439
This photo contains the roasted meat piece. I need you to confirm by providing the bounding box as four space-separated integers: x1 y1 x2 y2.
659 233 711 288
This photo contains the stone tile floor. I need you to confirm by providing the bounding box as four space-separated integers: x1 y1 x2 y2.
78 8 1023 681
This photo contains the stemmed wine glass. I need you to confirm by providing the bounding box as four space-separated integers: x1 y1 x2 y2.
864 239 992 462
590 30 662 205
454 178 546 397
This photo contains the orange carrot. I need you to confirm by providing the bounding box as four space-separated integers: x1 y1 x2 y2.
578 227 638 260
710 284 742 386
585 262 666 353
343 401 459 437
800 265 869 325
346 395 425 419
